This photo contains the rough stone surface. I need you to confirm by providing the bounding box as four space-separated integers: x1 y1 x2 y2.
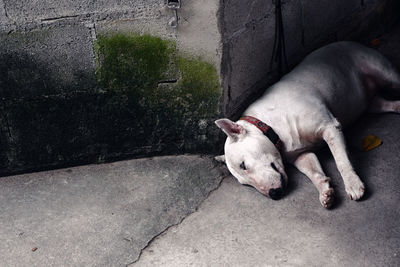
2 0 161 24
0 0 7 21
0 22 96 98
0 155 225 266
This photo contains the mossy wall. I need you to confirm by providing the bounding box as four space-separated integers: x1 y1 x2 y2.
94 33 222 154
0 33 222 176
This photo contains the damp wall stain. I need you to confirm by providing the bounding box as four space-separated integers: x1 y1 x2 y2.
0 33 223 176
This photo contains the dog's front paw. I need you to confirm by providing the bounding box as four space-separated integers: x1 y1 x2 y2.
319 187 334 209
345 177 365 201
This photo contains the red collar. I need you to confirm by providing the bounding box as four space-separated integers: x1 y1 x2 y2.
240 116 283 151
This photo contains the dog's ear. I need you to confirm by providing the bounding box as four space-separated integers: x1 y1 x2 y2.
214 155 226 163
215 118 246 140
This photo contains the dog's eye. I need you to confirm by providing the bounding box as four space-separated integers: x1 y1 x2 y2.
271 162 279 172
240 161 247 170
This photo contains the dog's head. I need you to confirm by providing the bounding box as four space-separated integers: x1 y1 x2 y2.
215 118 288 200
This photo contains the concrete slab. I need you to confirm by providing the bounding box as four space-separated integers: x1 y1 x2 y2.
0 155 224 266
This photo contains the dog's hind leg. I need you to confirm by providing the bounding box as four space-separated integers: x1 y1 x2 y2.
368 96 400 113
362 49 400 98
364 47 400 86
294 152 334 208
367 65 400 113
322 123 365 201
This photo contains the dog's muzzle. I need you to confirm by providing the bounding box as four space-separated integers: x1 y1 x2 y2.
269 175 286 200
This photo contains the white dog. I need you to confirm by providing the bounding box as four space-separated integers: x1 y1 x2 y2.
216 41 400 208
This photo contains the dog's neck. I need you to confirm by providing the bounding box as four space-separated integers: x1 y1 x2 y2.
239 116 283 151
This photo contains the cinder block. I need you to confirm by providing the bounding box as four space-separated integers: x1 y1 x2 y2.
221 0 273 38
0 0 14 31
221 0 304 116
0 22 96 98
3 0 162 23
0 0 6 22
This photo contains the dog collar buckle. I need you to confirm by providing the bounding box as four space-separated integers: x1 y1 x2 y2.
240 116 283 151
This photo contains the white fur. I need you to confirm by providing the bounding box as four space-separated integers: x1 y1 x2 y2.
216 41 400 208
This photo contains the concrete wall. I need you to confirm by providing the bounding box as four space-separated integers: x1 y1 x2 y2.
0 0 223 175
220 0 400 118
0 0 221 94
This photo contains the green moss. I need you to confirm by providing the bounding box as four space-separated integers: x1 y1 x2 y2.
95 33 176 93
93 33 222 155
175 55 220 115
95 33 221 116
177 55 220 98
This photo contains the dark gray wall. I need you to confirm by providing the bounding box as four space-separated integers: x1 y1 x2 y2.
220 0 400 118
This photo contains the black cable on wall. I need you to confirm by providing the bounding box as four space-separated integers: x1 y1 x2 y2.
270 0 288 78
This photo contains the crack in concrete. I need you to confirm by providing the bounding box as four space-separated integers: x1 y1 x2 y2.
2 0 9 19
41 14 80 23
126 166 228 266
84 19 98 66
2 0 17 27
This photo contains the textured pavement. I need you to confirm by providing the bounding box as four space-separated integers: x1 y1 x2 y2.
0 156 224 266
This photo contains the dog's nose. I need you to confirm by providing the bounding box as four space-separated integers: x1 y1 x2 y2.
269 187 283 200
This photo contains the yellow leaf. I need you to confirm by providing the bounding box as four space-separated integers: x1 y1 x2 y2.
362 135 382 151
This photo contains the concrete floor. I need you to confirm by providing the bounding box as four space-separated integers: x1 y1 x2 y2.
2 24 400 267
0 156 225 266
